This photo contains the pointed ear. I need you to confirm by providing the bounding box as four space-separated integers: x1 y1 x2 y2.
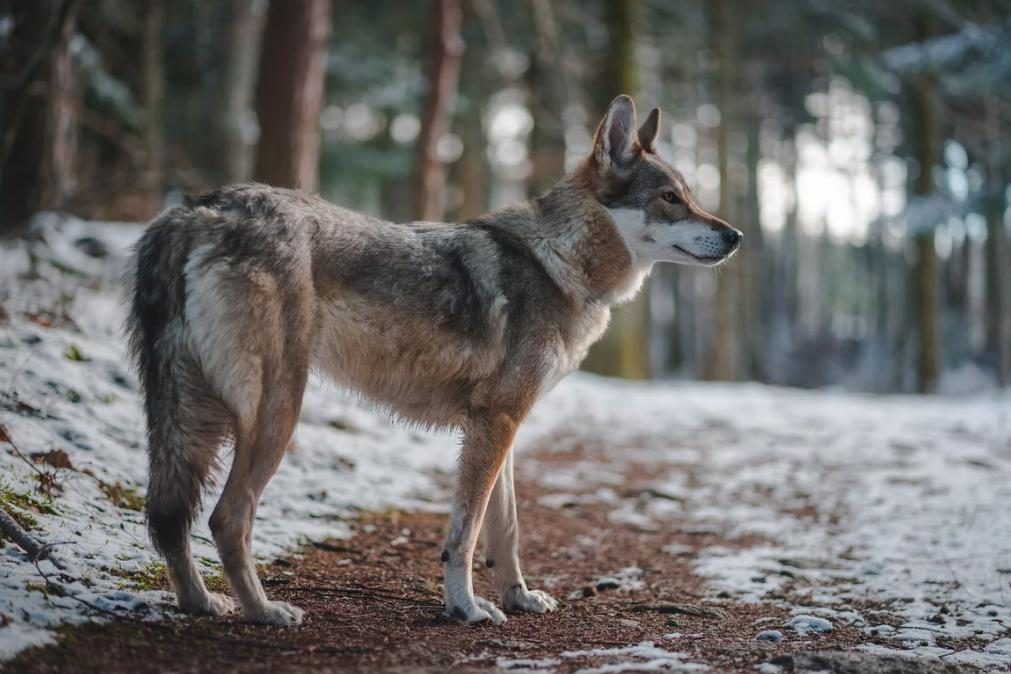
593 95 639 172
638 108 661 153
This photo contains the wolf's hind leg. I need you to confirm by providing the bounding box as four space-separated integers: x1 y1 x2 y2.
442 413 521 625
146 374 235 617
209 379 305 626
481 451 557 614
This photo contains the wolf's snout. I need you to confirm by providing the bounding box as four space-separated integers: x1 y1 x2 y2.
722 228 743 249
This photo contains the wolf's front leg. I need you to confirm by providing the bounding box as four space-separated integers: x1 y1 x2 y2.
441 413 520 624
482 450 558 614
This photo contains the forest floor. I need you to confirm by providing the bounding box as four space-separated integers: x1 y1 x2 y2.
2 216 1011 673
1 431 1005 674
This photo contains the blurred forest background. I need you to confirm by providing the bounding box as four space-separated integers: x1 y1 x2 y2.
1 0 1009 394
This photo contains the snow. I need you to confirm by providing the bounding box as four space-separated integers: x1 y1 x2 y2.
497 656 563 674
786 615 832 634
497 644 706 674
559 643 706 673
3 215 1011 670
520 377 1011 669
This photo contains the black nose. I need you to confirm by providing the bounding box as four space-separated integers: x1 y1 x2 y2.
722 229 743 247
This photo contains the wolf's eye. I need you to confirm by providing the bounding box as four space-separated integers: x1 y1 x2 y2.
661 190 679 204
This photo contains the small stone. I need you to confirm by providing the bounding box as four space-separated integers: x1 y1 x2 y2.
756 629 784 642
787 614 832 634
582 585 597 598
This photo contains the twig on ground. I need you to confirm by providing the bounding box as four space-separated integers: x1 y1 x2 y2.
0 507 56 564
0 423 50 484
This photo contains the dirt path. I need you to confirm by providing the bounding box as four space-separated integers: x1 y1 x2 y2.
0 435 979 673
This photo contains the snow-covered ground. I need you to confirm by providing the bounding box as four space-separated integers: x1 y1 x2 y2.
1 216 1010 670
518 377 1011 670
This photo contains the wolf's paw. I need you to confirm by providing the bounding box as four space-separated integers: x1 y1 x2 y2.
503 586 558 614
445 595 507 625
179 591 236 617
245 600 305 626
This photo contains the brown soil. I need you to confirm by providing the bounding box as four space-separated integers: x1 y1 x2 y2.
1 441 952 674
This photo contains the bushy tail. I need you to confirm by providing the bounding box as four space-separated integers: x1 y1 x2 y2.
126 214 206 558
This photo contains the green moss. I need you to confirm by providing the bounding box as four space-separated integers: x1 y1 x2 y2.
99 481 145 512
107 561 169 591
63 343 89 362
203 570 228 593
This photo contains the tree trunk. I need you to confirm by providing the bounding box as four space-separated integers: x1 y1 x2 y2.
983 96 1008 386
909 16 941 394
742 101 764 381
223 0 267 184
526 0 567 196
580 0 650 380
254 0 331 191
413 0 464 221
143 0 165 209
452 4 488 222
0 0 80 234
702 0 740 381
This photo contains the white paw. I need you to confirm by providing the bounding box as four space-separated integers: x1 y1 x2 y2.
179 591 236 617
503 586 558 614
445 595 507 625
245 600 305 626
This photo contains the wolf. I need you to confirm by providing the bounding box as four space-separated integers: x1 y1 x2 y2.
127 95 741 626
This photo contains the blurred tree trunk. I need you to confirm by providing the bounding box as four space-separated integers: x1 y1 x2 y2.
453 4 488 222
742 101 764 381
909 16 941 394
143 0 164 209
254 0 331 191
779 133 800 331
526 0 566 196
413 0 464 221
0 0 80 234
983 96 1008 386
702 0 740 381
223 0 266 184
581 0 650 380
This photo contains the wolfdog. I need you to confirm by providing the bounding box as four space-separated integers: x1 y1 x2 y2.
127 95 741 626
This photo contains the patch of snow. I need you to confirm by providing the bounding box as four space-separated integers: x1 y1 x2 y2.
857 642 1011 670
0 621 54 659
497 656 562 674
787 614 833 634
560 642 706 673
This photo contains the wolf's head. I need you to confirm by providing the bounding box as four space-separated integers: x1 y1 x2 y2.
586 95 742 268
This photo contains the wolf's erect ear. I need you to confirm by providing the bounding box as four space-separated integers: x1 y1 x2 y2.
638 108 661 154
593 95 638 172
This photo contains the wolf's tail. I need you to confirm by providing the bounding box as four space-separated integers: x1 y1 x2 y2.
126 212 209 558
